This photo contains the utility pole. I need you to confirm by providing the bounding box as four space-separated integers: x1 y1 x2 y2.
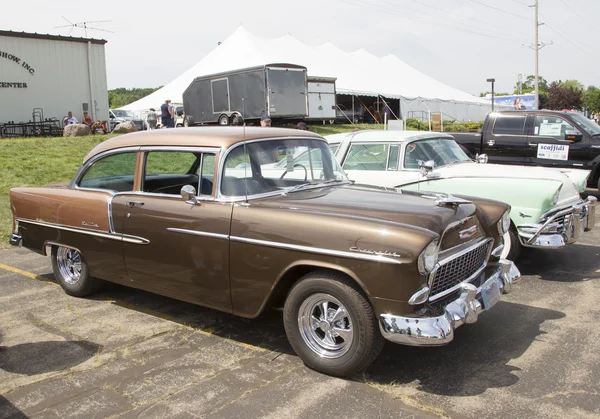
527 0 552 110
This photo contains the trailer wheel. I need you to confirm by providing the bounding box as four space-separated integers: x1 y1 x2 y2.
218 114 229 126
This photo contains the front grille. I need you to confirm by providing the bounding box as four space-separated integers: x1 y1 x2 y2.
429 240 492 298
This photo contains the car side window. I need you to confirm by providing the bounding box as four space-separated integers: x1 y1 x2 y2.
388 145 399 170
492 115 526 135
533 115 578 140
78 152 137 192
329 144 339 155
342 144 389 171
143 151 215 196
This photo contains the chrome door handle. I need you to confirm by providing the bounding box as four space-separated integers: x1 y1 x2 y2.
527 143 537 147
127 201 145 208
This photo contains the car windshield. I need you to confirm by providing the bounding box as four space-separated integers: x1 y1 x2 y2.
404 138 471 169
569 113 600 136
112 110 133 118
221 139 348 197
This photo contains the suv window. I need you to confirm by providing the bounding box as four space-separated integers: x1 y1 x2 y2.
492 115 526 135
533 115 577 139
79 152 137 192
342 144 389 171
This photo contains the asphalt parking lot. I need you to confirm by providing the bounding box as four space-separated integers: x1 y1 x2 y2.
1 197 600 418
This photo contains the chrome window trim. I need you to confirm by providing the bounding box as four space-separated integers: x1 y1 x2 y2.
215 136 334 202
229 236 403 265
139 146 220 153
427 237 494 302
17 218 149 245
167 228 229 240
70 146 141 189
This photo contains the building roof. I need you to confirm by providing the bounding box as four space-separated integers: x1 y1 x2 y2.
0 30 107 45
84 126 322 162
325 130 454 144
121 27 490 111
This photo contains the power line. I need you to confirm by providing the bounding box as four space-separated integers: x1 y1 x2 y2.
469 0 532 21
338 0 525 41
557 0 600 36
542 22 600 64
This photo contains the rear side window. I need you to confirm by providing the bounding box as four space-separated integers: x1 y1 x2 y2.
79 152 137 192
492 115 526 135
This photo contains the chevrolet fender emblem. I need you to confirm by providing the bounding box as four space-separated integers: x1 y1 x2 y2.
349 246 401 258
459 225 478 239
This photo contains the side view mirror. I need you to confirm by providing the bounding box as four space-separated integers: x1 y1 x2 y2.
476 153 488 164
565 130 583 142
181 185 199 205
418 160 435 176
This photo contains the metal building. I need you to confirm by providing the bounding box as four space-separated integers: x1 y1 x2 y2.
0 30 108 126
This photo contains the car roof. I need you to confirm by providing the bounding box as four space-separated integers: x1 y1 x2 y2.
324 130 454 144
84 127 323 163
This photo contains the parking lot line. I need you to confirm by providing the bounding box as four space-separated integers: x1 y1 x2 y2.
0 262 49 281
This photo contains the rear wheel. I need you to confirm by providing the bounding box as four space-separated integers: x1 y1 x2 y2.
51 246 103 297
283 271 384 377
218 114 229 126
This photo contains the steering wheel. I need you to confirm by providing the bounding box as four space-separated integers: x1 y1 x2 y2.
280 164 308 182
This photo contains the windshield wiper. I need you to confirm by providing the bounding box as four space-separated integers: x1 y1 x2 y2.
284 179 347 194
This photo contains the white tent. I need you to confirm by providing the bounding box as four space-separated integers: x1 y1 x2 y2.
122 27 495 121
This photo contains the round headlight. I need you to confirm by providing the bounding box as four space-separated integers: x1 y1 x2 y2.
418 239 439 274
498 211 511 235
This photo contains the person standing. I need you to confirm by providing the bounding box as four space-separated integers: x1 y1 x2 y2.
161 100 172 129
145 108 157 130
260 114 271 127
168 101 175 128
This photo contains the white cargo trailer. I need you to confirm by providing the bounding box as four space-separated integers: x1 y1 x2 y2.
306 76 336 122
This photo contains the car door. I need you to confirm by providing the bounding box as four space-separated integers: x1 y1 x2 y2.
111 148 233 311
482 113 528 164
526 114 589 168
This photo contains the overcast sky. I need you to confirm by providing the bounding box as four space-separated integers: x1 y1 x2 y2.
2 0 598 96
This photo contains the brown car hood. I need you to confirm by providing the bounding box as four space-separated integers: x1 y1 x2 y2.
256 184 481 241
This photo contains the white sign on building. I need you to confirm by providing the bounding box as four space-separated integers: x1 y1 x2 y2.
0 30 108 125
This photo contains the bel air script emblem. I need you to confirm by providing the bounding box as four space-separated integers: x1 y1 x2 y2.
349 246 401 258
459 225 478 240
81 221 99 228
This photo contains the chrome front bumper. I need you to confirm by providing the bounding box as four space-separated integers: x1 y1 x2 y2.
379 259 520 346
517 196 596 249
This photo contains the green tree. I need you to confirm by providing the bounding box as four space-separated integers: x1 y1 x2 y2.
108 87 162 108
559 79 584 91
585 86 600 114
514 75 548 94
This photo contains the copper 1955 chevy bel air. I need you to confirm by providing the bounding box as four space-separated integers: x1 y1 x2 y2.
9 127 520 377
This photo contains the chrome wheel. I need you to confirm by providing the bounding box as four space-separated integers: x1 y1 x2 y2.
298 293 354 359
56 247 82 285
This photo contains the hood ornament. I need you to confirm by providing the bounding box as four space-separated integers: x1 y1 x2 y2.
422 192 471 208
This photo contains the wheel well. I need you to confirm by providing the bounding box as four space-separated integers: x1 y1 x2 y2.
265 265 366 310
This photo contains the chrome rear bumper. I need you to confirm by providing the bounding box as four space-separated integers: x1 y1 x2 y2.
379 259 520 346
517 196 596 248
9 233 22 247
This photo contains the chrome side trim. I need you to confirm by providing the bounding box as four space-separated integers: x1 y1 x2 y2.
167 228 229 240
229 236 403 265
17 218 149 245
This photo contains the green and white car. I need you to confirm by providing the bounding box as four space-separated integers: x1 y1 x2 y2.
326 130 596 259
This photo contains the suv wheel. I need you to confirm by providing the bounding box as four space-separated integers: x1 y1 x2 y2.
283 271 384 377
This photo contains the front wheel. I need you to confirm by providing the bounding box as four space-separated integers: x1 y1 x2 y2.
501 225 521 261
51 246 103 297
283 271 384 377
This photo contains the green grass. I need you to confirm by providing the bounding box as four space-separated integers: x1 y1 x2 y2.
0 134 120 248
0 124 377 249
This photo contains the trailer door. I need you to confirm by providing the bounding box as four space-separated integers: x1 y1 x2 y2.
307 81 336 120
211 78 230 113
266 67 307 117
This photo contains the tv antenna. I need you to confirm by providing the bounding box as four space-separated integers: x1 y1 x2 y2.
54 16 113 37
